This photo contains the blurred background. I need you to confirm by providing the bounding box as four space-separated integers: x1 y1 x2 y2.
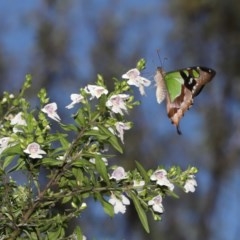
1 0 240 239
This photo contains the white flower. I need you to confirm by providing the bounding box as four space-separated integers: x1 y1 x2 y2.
10 112 27 132
148 195 164 213
86 85 108 99
106 94 129 115
108 194 130 214
0 137 11 154
23 142 46 159
110 166 127 181
41 102 61 122
115 122 131 143
184 175 197 193
66 93 84 109
150 169 174 191
122 68 151 95
89 157 108 165
10 112 27 126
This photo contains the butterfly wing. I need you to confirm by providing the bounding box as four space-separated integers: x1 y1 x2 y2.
154 67 167 104
156 66 216 134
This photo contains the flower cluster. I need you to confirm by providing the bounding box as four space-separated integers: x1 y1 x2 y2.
107 165 197 216
0 63 199 239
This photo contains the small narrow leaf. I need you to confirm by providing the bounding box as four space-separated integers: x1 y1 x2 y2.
135 161 149 183
128 191 150 233
95 156 110 184
42 158 63 167
95 192 114 217
74 226 84 240
98 125 123 153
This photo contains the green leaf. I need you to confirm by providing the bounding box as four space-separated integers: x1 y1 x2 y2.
95 192 114 217
95 155 110 184
72 167 84 182
71 158 92 168
42 158 63 167
62 195 72 204
1 143 22 157
98 125 123 153
84 129 109 140
135 161 149 183
165 71 184 102
2 155 16 170
7 158 25 172
75 108 87 127
57 133 70 149
128 190 150 233
45 133 69 146
60 123 78 132
47 227 64 240
73 226 84 240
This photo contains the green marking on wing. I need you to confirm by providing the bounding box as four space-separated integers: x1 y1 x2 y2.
164 71 184 102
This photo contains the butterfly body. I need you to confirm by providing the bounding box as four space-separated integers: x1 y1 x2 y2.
155 66 216 134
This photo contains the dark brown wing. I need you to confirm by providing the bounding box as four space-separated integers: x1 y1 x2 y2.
166 86 193 134
166 66 216 134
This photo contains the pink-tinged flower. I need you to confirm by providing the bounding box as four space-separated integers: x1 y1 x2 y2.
148 195 164 213
86 85 108 99
10 112 27 126
184 175 197 193
41 102 61 122
10 112 27 132
23 142 46 159
115 122 131 143
108 194 130 214
150 169 174 191
106 94 129 115
122 68 151 95
0 137 11 154
66 93 84 109
110 166 127 181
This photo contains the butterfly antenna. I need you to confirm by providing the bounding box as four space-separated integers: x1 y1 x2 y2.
156 49 168 69
156 49 163 67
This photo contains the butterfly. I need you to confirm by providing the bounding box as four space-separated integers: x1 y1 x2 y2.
155 66 216 134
